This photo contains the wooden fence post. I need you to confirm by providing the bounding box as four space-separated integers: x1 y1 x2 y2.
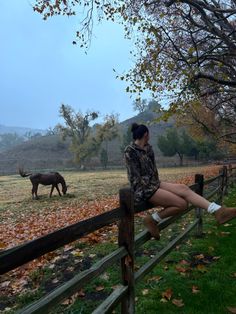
228 164 233 188
118 188 135 314
222 165 228 195
194 174 204 237
218 167 224 204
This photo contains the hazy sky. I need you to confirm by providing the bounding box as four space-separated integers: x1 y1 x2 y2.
0 1 142 130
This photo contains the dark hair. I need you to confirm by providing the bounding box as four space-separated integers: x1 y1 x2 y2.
131 123 149 140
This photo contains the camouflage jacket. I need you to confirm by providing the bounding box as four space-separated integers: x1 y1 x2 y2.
124 142 160 204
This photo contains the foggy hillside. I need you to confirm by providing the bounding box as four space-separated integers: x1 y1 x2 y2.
0 110 175 174
0 124 46 136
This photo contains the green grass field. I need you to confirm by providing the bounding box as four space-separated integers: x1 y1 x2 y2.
0 165 219 218
0 166 235 313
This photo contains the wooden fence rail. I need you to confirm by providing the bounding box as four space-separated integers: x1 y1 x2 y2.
0 164 235 314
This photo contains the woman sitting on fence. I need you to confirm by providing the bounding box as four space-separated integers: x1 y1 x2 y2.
124 123 236 240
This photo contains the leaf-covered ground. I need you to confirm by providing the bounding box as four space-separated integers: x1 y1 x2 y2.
1 165 230 313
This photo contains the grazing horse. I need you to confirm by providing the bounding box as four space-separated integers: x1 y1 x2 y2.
19 168 67 199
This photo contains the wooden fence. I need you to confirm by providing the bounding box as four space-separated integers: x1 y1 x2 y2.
0 165 236 314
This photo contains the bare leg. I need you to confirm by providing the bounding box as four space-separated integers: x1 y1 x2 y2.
144 188 188 240
160 182 210 210
148 182 236 228
149 188 188 218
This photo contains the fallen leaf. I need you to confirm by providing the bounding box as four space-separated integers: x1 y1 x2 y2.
112 285 120 290
161 288 173 301
230 273 236 278
96 285 105 291
100 272 110 281
220 231 231 236
0 241 7 249
179 259 189 265
227 307 236 313
64 245 73 252
142 289 149 295
196 265 208 273
71 249 84 257
172 298 184 307
61 299 71 305
195 254 205 260
89 253 96 258
147 275 162 282
176 266 188 273
77 289 85 297
52 278 59 284
0 281 11 288
192 285 200 293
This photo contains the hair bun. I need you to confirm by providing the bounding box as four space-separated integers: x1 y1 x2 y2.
131 123 139 133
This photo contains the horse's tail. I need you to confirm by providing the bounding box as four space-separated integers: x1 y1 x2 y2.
19 167 32 178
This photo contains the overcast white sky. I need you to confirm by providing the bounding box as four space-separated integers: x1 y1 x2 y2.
0 1 144 130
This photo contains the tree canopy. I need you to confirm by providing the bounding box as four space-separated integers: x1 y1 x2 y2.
57 104 118 164
34 0 236 143
157 128 196 166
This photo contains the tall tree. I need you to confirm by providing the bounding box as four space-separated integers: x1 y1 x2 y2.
100 148 108 169
33 0 236 143
96 113 119 166
57 104 99 164
58 104 118 165
158 128 196 166
58 104 99 144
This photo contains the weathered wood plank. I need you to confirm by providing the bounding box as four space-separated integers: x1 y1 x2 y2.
17 247 128 314
205 186 221 200
134 206 193 250
204 175 222 185
118 188 135 314
134 219 199 283
0 207 122 274
92 285 128 314
195 174 204 237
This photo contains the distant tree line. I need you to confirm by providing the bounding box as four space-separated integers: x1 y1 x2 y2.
157 128 225 166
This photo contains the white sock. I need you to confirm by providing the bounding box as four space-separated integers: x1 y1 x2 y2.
152 212 162 222
207 202 221 214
